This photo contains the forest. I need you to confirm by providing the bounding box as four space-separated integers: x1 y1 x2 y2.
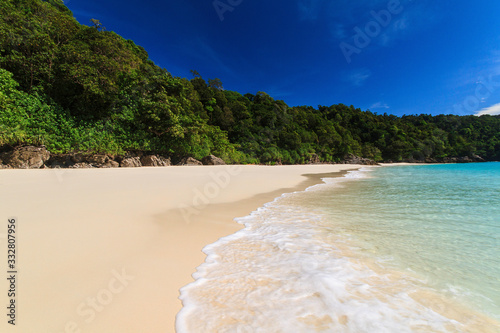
1 0 499 164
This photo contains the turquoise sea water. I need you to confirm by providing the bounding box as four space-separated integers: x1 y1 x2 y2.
317 163 500 321
177 163 500 332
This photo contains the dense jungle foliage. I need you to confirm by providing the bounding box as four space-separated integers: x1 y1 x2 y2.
1 0 499 163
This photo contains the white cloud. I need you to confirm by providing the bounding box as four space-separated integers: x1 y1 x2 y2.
369 102 390 109
475 103 500 116
347 68 371 86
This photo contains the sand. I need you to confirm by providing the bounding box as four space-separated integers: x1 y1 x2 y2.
0 164 361 333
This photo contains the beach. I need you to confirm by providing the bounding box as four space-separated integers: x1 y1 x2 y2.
0 164 360 333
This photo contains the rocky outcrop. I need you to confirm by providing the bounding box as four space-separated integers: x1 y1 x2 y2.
0 146 177 169
342 154 378 165
101 160 120 168
87 154 108 165
201 155 225 165
120 157 142 168
177 157 203 166
46 153 118 168
46 154 74 168
424 155 486 164
0 146 50 169
83 154 118 168
140 155 171 167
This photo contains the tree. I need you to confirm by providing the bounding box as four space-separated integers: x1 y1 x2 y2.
208 78 223 90
90 18 106 31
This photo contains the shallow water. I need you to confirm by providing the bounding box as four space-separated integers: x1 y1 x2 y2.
176 163 500 332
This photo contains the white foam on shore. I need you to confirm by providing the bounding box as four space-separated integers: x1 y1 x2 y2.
176 168 498 333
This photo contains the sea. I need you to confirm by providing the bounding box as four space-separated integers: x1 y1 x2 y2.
176 162 500 333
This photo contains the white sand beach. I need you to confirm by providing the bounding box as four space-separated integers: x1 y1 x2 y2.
0 164 361 333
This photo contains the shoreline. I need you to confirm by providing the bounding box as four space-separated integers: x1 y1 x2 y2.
0 164 361 332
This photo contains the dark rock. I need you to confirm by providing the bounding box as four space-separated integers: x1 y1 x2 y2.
120 157 142 168
437 155 486 164
177 157 203 166
141 155 171 167
309 153 320 164
46 154 75 168
1 146 50 169
46 153 118 168
126 151 144 158
88 154 109 165
73 154 114 168
100 160 120 168
201 155 225 165
71 153 85 164
158 156 172 166
342 154 378 165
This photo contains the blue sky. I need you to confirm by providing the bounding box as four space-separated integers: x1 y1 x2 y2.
65 0 500 116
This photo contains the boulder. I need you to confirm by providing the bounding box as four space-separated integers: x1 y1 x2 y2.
0 146 50 169
309 153 320 164
88 154 109 165
100 160 120 168
472 154 485 162
201 155 225 165
158 156 172 166
141 155 171 167
120 157 142 168
46 154 74 168
70 162 93 169
88 154 119 167
342 154 378 165
177 157 202 166
46 153 118 168
71 153 86 164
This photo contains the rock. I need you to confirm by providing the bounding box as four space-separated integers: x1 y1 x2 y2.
471 154 485 162
88 154 109 165
158 156 172 166
141 155 171 167
46 153 119 168
437 155 486 164
343 154 378 165
100 160 120 168
83 154 119 168
70 162 93 169
201 155 225 165
71 153 85 164
309 153 320 164
120 157 142 168
177 157 203 166
0 146 50 169
46 154 74 168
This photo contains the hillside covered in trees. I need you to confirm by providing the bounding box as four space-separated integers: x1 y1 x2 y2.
1 0 499 164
